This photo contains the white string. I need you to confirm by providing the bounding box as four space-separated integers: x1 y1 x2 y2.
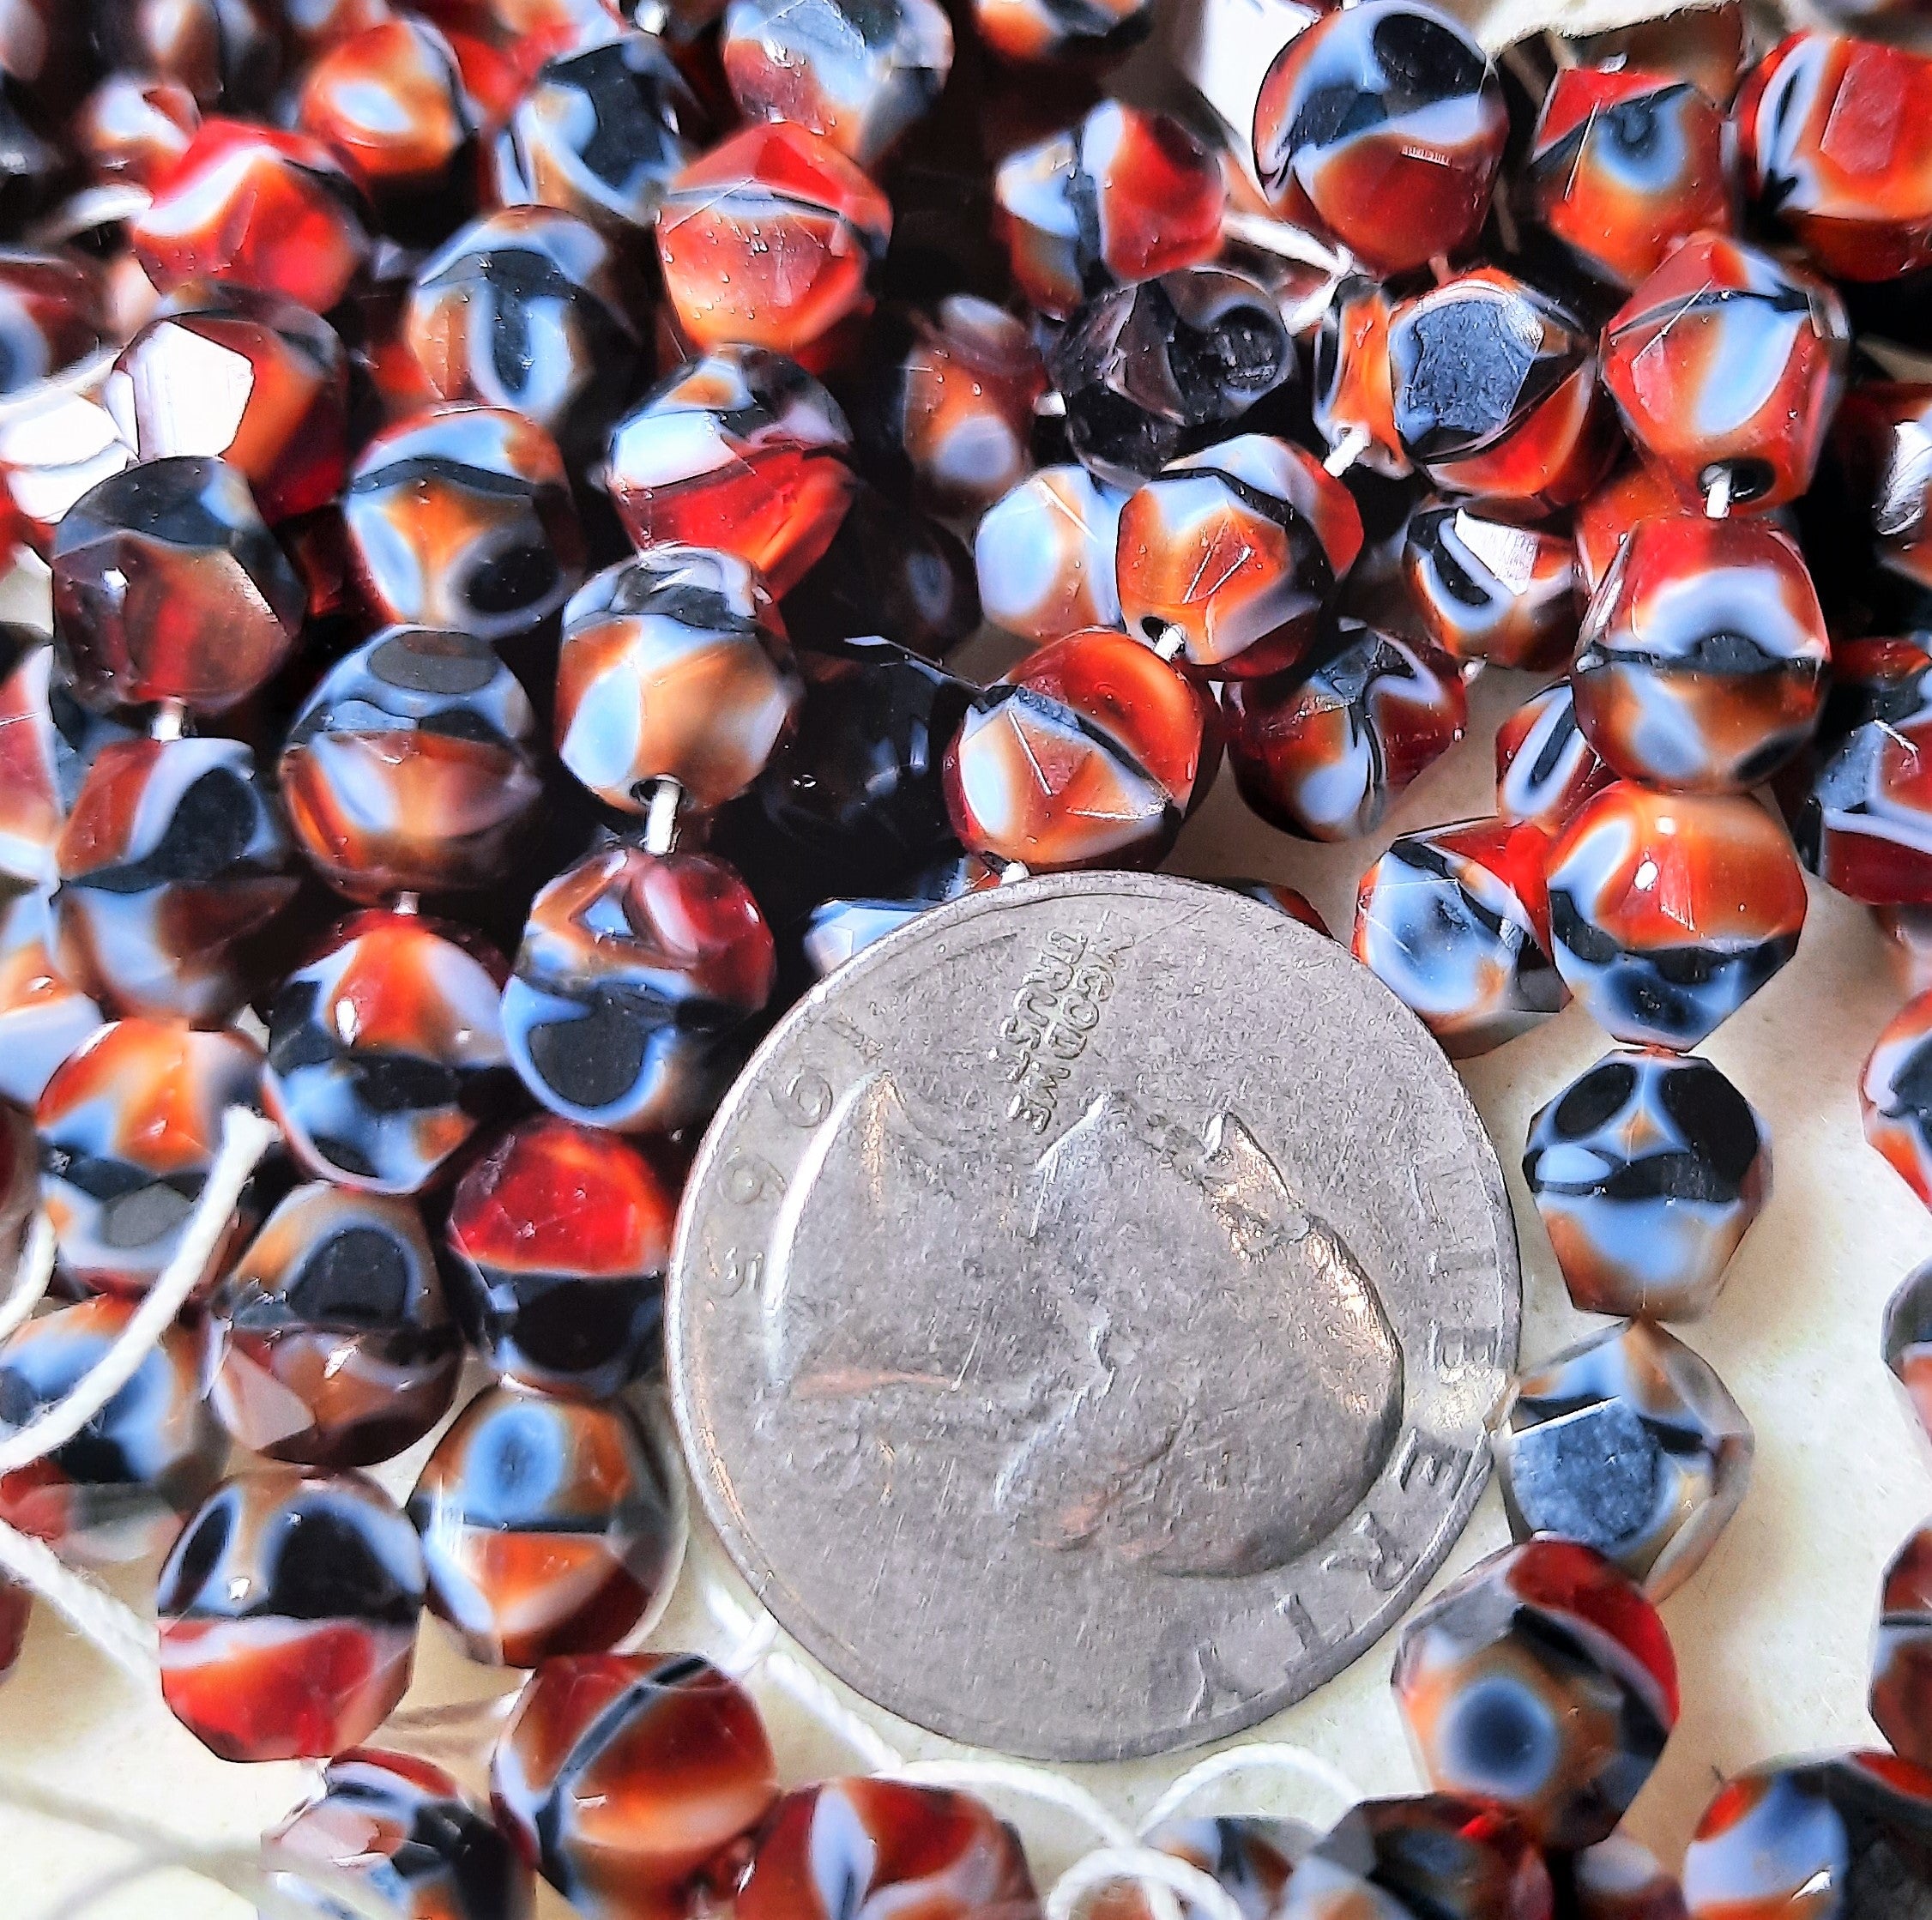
0 1519 155 1687
1047 1846 1247 1920
764 1646 909 1772
1138 1743 1363 1835
1323 427 1370 477
886 1760 1134 1847
0 1212 55 1344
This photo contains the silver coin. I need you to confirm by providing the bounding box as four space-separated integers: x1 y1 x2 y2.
669 872 1518 1761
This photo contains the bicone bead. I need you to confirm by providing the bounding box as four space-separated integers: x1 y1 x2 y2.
1885 1261 1932 1449
0 897 105 1113
1223 624 1465 842
263 910 513 1197
0 365 136 564
1546 784 1808 1050
1090 1817 1310 1920
1497 1319 1753 1597
738 1780 1043 1920
1874 1523 1932 1771
503 845 776 1136
1601 234 1849 511
1403 499 1579 671
556 546 801 813
37 1016 263 1297
156 1469 426 1764
1575 457 1691 598
1313 277 1408 479
944 628 1204 871
447 1115 675 1399
492 1652 780 1920
1496 682 1615 835
53 455 305 715
977 464 1126 643
800 850 1002 976
0 1296 225 1566
1392 1537 1679 1850
1353 817 1564 1058
1250 1 1506 276
0 252 107 396
206 1183 462 1470
1556 1835 1688 1920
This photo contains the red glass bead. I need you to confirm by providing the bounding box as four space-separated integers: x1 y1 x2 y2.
976 463 1125 643
1558 1836 1687 1920
1223 622 1465 842
1089 1817 1310 1920
0 1579 25 1686
1252 2 1506 277
1547 784 1808 1050
0 251 106 396
1574 456 1688 597
944 627 1204 871
133 118 371 313
657 123 891 358
1527 66 1731 292
492 1652 780 1920
0 638 124 890
606 348 855 598
1495 680 1615 835
448 1115 676 1399
1569 4 1742 109
157 1468 426 1764
800 849 1002 977
974 0 1149 62
413 0 625 82
71 75 201 188
1886 1261 1932 1450
1601 234 1849 512
37 1017 263 1297
1863 988 1932 1210
0 1295 224 1566
1403 498 1579 670
206 1183 462 1470
1873 1522 1932 1771
97 0 275 110
0 365 133 563
1832 381 1932 612
0 895 103 1111
1313 276 1408 479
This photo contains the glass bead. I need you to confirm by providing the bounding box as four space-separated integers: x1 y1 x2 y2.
263 909 514 1197
97 0 277 110
1546 784 1808 1051
1117 435 1361 679
993 103 1223 321
0 362 134 563
1353 817 1564 1057
1601 234 1849 512
944 628 1204 872
1832 382 1932 616
0 892 103 1111
800 852 1004 976
605 347 855 598
1575 457 1689 597
0 251 105 398
782 487 980 660
280 626 542 903
1557 1836 1687 1920
71 73 201 188
1223 622 1465 842
416 0 626 80
1090 1818 1310 1920
1527 66 1732 293
976 463 1126 643
1403 499 1579 671
52 455 305 716
1218 879 1329 937
409 1385 679 1667
1524 1047 1770 1321
503 844 776 1135
1873 1523 1932 1772
0 1296 225 1567
0 1579 25 1687
447 1114 675 1399
156 1468 426 1764
1885 1261 1932 1451
492 1652 780 1920
1312 276 1408 479
206 1183 463 1470
1568 5 1742 108
0 639 133 891
344 403 585 643
1392 1538 1678 1850
657 123 892 359
37 1016 263 1297
1277 1796 1553 1920
1878 903 1932 1000
1251 2 1506 277
132 118 371 313
973 0 1149 63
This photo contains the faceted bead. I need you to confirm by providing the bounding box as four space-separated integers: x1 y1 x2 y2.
1223 623 1465 842
1601 235 1849 512
739 1781 1042 1920
1117 436 1361 679
0 897 104 1112
722 0 952 167
976 463 1126 643
1527 67 1732 293
206 1183 463 1470
1392 1537 1678 1849
1403 499 1579 671
156 1469 426 1764
605 348 855 598
54 734 295 1024
1313 277 1408 480
96 0 277 109
0 364 134 563
1885 1260 1932 1448
1557 1836 1687 1920
1354 817 1564 1057
1874 1523 1932 1771
406 208 642 456
0 251 106 396
1738 33 1932 282
268 1749 535 1920
1497 1319 1753 1595
0 641 135 890
993 103 1223 321
1277 1796 1554 1920
1389 269 1614 510
1570 4 1743 107
973 0 1149 62
280 626 541 903
0 1579 25 1686
52 456 305 716
782 488 980 659
263 910 513 1197
37 1017 263 1297
1878 904 1932 999
423 0 626 79
0 1296 224 1567
1524 1048 1770 1320
1547 785 1808 1050
71 74 202 188
344 404 584 643
1832 383 1932 615
492 1652 780 1920
1682 1753 1932 1918
503 844 775 1134
800 851 1002 976
1090 1818 1309 1920
133 118 371 314
1251 2 1507 276
657 123 891 358
409 1385 679 1666
447 1115 675 1398
1575 457 1690 598
945 628 1203 871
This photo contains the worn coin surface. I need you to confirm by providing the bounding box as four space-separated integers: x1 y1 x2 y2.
670 872 1519 1761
